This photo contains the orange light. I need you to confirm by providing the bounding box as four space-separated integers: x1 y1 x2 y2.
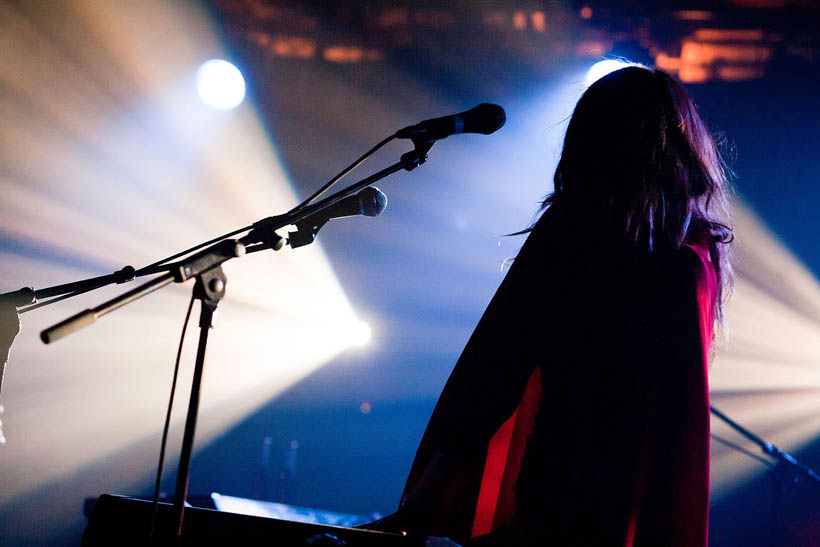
693 28 764 42
674 10 716 21
248 31 272 48
513 11 527 30
247 0 279 20
655 52 681 72
681 41 772 65
680 41 709 65
717 65 764 81
580 6 593 19
323 46 364 63
679 64 710 83
378 8 408 27
531 11 546 33
271 36 317 59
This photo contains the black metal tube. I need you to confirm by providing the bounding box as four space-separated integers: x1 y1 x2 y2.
711 405 820 483
172 301 215 536
40 273 174 344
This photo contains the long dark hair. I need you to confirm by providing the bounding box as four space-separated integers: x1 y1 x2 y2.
540 65 733 321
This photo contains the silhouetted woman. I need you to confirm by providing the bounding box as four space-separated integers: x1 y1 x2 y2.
371 66 733 546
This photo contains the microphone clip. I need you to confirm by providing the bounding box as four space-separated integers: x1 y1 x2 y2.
288 219 325 249
244 219 286 252
400 138 434 172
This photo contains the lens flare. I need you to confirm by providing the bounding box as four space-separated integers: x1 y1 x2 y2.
196 59 246 110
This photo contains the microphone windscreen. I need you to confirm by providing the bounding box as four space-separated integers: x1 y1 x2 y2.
463 103 506 135
359 187 387 217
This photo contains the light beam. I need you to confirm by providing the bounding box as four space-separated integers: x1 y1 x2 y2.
0 2 367 538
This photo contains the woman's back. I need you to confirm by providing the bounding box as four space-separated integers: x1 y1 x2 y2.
512 214 716 545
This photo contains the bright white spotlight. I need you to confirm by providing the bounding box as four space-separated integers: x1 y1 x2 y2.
348 320 372 347
196 59 246 110
584 59 631 87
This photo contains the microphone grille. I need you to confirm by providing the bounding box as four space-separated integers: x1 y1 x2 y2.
358 187 388 217
475 103 506 135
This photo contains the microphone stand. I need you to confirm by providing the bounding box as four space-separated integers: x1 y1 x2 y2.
711 406 820 484
11 137 436 540
710 406 820 544
2 135 433 315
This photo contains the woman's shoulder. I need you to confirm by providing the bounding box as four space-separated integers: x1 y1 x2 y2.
513 207 716 289
659 242 709 275
633 240 717 310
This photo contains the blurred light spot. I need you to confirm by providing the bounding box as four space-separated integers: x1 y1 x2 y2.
324 46 364 63
322 46 383 63
655 52 681 72
694 28 764 41
246 1 278 20
360 401 372 414
584 59 630 87
681 40 772 65
577 41 611 58
482 11 507 28
378 8 408 27
513 11 527 30
580 6 593 19
345 320 372 347
660 39 773 83
531 11 546 33
196 59 246 110
271 35 317 59
718 65 765 81
675 10 715 21
679 64 710 83
290 440 300 449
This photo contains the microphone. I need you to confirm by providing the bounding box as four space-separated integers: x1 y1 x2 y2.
288 187 387 249
395 103 506 141
301 186 387 226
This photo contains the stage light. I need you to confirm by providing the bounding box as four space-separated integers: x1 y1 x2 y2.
196 59 246 110
348 320 372 347
584 59 630 87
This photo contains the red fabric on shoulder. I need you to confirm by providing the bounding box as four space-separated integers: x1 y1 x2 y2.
472 367 544 537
